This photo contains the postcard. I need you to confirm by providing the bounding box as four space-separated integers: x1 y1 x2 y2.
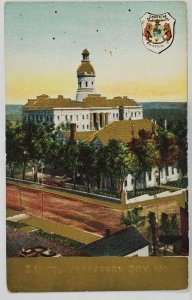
5 0 188 292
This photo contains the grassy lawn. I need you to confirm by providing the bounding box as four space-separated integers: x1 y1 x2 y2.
6 220 28 228
34 229 84 250
163 178 188 189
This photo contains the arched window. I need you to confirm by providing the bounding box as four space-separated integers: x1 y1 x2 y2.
85 81 88 87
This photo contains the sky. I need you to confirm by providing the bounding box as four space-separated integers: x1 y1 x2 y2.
4 1 188 104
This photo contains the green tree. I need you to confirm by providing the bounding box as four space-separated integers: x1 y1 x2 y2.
147 211 158 256
154 129 179 185
77 142 97 192
121 207 145 228
6 121 21 178
62 141 80 189
104 140 139 196
172 120 187 177
159 213 179 252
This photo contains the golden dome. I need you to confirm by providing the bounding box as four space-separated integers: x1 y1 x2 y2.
77 61 95 75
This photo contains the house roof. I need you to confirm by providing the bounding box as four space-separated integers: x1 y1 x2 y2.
23 94 140 110
81 226 149 256
63 130 96 142
88 119 156 145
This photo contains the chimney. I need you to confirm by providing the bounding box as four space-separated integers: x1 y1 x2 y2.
105 228 110 237
70 123 76 144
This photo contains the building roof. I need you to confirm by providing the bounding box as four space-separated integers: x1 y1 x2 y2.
88 119 155 145
63 130 96 142
77 61 95 75
81 226 149 256
23 94 140 110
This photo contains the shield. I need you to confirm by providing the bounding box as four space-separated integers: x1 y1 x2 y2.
140 12 176 54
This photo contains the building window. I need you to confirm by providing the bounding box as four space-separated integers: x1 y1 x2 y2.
131 179 134 185
57 116 60 120
86 114 89 119
166 166 169 176
113 113 115 118
87 124 89 129
116 113 118 118
76 115 78 121
65 116 67 121
85 81 88 87
148 172 152 181
131 112 133 117
172 166 174 174
83 125 85 129
50 116 53 122
92 81 94 85
70 115 73 120
124 180 127 187
82 115 85 120
77 125 79 129
79 82 81 88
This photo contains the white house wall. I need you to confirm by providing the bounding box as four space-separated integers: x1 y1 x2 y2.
125 245 149 257
123 166 181 191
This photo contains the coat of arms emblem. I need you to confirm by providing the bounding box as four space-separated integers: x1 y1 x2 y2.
140 12 176 54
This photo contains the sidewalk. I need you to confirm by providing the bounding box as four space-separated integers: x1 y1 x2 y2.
6 208 101 244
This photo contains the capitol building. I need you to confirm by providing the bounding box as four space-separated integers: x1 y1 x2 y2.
22 49 143 131
22 49 181 191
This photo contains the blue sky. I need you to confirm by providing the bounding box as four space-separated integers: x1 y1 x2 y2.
5 1 187 103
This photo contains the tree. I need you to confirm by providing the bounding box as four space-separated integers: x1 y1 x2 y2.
61 141 80 189
6 121 21 178
104 140 139 196
159 213 179 253
154 129 179 185
121 207 145 228
129 130 159 189
26 122 55 182
147 211 158 256
172 120 187 177
77 142 97 192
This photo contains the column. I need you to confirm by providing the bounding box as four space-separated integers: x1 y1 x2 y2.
105 113 109 126
101 112 105 127
96 113 100 130
90 113 93 129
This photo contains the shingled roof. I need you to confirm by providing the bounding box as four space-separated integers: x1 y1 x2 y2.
23 94 140 110
81 226 149 256
88 119 156 145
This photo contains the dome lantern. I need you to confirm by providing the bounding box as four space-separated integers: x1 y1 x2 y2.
82 49 90 61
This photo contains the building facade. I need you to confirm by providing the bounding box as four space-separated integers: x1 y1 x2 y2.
22 49 143 131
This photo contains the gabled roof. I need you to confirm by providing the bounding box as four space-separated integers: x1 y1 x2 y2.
88 119 156 145
23 94 140 110
63 130 96 142
81 226 149 256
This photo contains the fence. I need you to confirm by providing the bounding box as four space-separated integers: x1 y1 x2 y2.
6 177 121 205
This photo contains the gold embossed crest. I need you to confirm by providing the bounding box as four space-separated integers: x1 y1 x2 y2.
140 12 176 54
